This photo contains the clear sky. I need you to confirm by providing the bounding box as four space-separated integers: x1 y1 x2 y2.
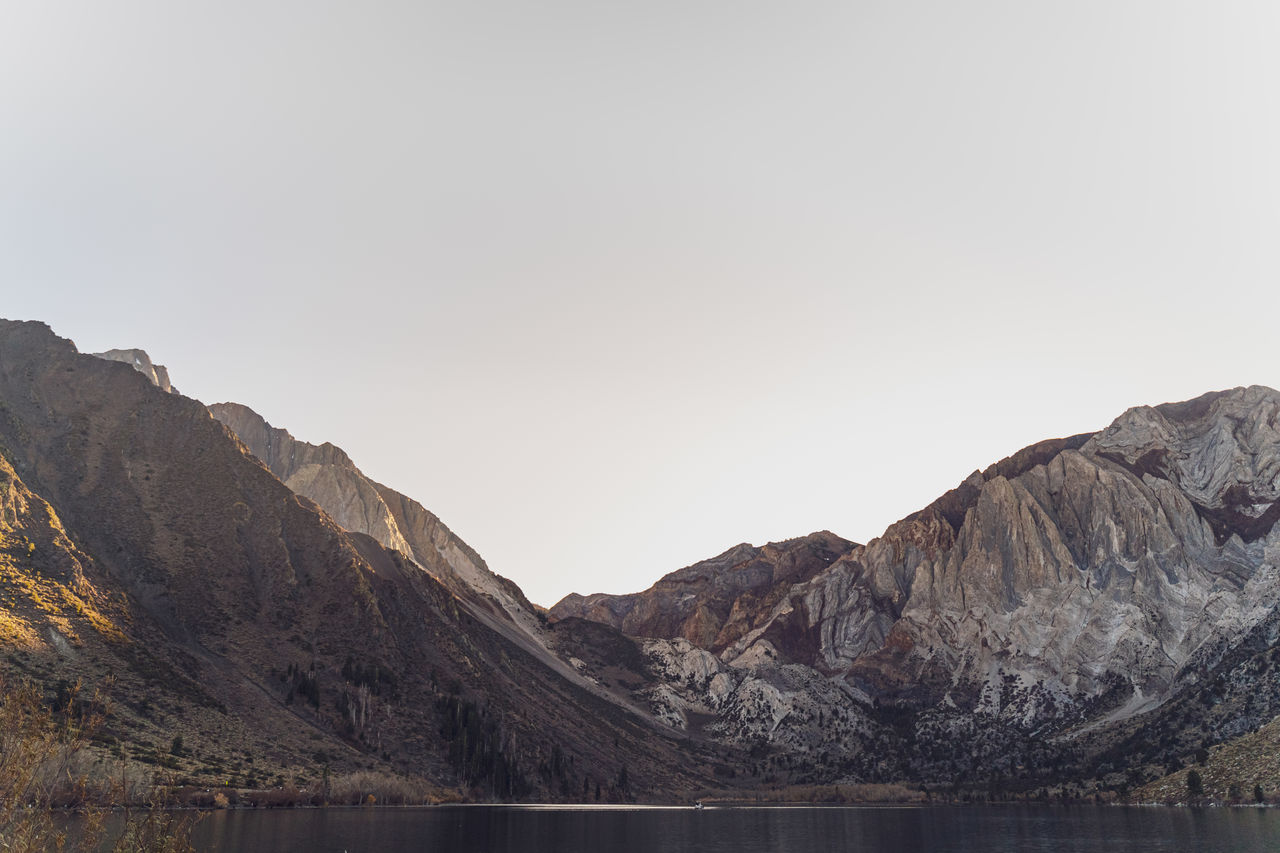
4 2 1280 606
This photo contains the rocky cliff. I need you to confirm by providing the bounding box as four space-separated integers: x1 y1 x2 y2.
554 387 1280 790
865 386 1280 708
89 348 176 393
206 402 544 640
550 532 854 650
85 353 548 646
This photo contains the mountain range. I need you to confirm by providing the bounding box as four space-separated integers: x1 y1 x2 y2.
3 317 1280 801
0 320 724 800
554 387 1280 793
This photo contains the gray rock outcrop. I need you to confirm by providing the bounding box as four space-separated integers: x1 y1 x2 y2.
557 386 1280 782
89 348 176 393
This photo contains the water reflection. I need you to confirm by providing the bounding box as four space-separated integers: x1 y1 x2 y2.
192 804 1280 853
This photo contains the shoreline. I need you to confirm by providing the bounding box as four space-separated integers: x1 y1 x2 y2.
56 797 1279 813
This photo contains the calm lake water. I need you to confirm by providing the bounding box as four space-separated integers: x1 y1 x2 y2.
190 804 1280 853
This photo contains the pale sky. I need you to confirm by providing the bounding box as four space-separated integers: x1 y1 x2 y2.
4 2 1279 606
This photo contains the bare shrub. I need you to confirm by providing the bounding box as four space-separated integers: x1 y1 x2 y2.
0 674 197 852
706 783 926 805
328 771 439 805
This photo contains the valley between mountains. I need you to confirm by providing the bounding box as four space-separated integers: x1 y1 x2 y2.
3 317 1280 803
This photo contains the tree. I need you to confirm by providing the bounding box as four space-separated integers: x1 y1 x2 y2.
1186 770 1204 799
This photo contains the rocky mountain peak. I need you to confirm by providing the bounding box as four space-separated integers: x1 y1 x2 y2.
209 402 359 483
1088 385 1280 544
559 385 1280 787
74 342 546 641
88 348 176 393
549 531 856 650
207 401 546 640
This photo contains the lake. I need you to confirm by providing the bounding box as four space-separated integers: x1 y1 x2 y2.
190 804 1280 852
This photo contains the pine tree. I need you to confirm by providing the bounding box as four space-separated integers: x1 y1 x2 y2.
1186 770 1204 798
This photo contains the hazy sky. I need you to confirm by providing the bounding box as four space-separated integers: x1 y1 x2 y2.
4 2 1280 606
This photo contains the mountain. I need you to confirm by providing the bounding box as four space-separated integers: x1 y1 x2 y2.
0 320 728 801
13 313 1280 800
550 531 855 651
553 386 1280 792
206 402 545 644
93 364 542 643
88 348 176 394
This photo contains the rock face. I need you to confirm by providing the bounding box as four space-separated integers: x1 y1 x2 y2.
94 351 545 636
868 387 1280 709
555 387 1280 788
551 532 854 650
207 402 543 639
89 348 176 393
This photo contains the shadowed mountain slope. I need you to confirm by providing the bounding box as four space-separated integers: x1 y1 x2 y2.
0 320 726 800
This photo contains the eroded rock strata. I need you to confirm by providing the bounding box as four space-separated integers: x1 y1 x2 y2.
554 387 1280 787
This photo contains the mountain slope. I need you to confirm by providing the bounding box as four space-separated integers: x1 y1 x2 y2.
550 531 854 651
206 401 543 639
0 320 726 800
88 348 176 393
1136 712 1280 803
553 386 1280 789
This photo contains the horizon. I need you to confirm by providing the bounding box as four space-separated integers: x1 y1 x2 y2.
6 2 1280 606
